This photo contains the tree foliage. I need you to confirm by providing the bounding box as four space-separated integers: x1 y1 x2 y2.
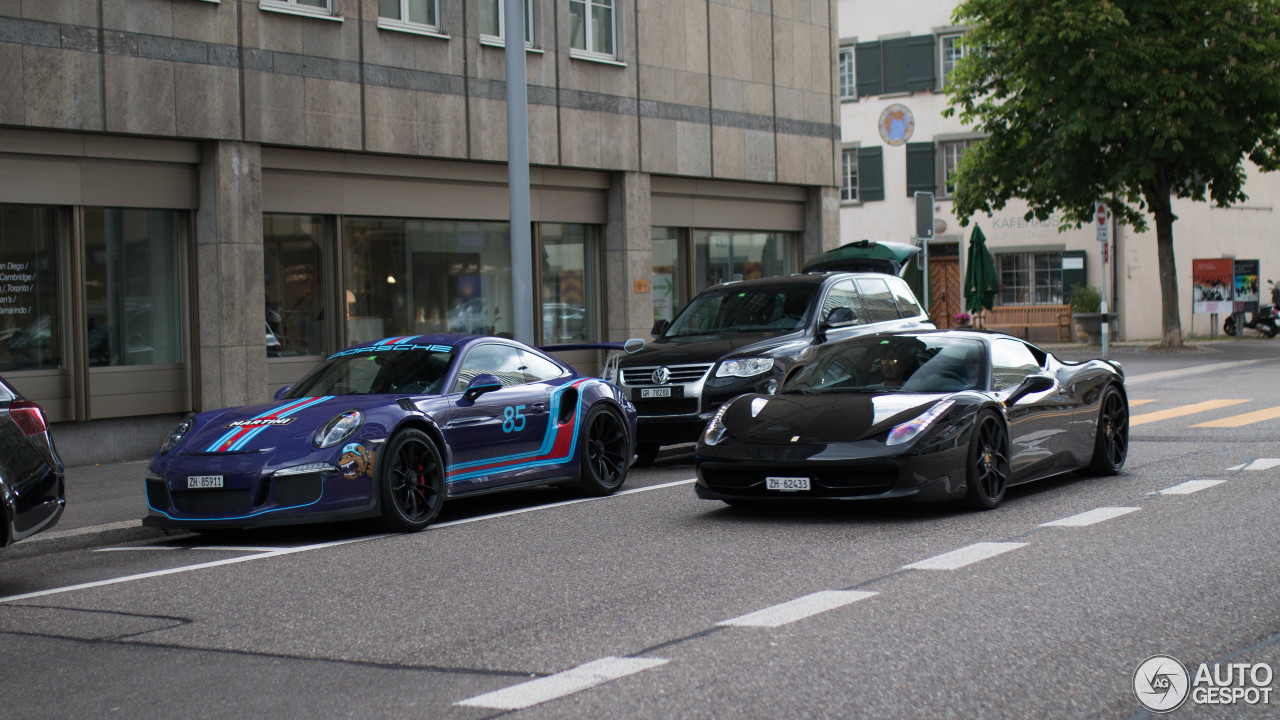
944 0 1280 345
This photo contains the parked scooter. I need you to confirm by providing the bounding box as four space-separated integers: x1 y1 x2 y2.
1224 279 1280 338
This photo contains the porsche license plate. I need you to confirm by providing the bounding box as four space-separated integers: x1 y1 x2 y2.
640 387 672 398
766 476 810 492
187 475 224 489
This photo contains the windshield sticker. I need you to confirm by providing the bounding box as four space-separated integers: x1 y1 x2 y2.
329 342 452 359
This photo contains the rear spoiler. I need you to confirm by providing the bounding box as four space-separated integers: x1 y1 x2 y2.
539 339 646 380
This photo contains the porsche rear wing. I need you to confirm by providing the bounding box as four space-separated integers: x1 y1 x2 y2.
538 339 646 380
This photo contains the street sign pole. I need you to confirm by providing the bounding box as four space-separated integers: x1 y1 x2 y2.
1096 201 1109 356
915 192 934 314
505 0 533 343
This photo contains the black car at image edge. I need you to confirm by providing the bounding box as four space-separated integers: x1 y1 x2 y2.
0 375 65 547
611 264 933 464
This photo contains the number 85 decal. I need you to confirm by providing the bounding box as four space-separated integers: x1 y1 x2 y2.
502 405 526 433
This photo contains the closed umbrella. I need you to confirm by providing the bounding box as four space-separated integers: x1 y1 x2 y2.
964 224 998 323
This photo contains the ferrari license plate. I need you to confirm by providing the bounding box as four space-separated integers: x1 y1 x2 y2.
640 387 672 398
187 475 224 489
766 476 810 492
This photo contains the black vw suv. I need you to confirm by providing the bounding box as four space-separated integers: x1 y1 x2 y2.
612 269 933 464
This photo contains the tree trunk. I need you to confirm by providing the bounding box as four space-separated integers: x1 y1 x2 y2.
1146 180 1182 349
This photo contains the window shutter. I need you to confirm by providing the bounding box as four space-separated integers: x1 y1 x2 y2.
855 42 882 97
881 37 909 93
858 147 884 202
904 35 935 91
905 142 936 196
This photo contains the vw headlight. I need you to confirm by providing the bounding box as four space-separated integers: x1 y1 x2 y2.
314 410 364 448
160 418 194 454
702 403 732 446
886 400 955 446
715 357 774 378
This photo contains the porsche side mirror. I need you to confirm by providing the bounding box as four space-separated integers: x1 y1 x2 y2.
651 319 670 337
1006 374 1055 406
273 385 290 400
463 374 502 402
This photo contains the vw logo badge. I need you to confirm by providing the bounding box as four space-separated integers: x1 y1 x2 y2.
652 367 671 385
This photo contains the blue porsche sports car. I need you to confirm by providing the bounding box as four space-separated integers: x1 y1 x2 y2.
143 335 638 532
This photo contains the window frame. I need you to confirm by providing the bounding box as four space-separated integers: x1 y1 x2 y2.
939 138 977 198
997 250 1065 306
376 0 446 38
938 32 966 89
841 148 859 203
259 0 343 22
569 0 618 62
479 0 537 48
838 46 857 100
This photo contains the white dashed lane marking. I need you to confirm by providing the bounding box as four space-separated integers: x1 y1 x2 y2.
455 657 669 711
902 542 1028 571
1041 507 1140 527
718 590 878 628
1242 458 1280 471
1157 479 1226 495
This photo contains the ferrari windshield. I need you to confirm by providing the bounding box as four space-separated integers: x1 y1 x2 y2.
284 348 455 397
665 285 817 337
784 336 986 394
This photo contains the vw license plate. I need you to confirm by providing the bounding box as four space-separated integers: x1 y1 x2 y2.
187 475 224 489
766 476 810 492
640 387 672 398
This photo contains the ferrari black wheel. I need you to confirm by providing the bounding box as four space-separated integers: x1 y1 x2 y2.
963 412 1010 510
378 428 445 531
1085 386 1128 476
578 406 630 496
634 443 660 467
1223 316 1237 336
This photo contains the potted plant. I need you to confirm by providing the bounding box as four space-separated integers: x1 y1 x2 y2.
1068 285 1116 343
954 311 972 327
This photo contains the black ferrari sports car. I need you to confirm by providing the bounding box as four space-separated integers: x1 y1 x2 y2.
695 330 1128 509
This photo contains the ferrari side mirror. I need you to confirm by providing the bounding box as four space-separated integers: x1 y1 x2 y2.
1006 374 1054 406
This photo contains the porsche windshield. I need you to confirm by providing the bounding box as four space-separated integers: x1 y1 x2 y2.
784 336 986 394
665 285 817 337
285 348 455 397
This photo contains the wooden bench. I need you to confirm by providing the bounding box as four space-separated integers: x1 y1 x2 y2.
979 304 1073 342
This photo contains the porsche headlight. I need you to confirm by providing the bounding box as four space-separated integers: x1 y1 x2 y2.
886 400 955 446
702 403 733 446
715 357 774 378
314 410 364 449
160 418 194 454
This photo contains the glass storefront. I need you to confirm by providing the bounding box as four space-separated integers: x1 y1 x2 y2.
82 208 183 367
651 227 681 325
0 205 63 372
693 230 794 293
342 218 514 343
540 223 596 343
264 214 328 357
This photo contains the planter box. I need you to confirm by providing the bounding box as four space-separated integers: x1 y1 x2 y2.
1073 312 1118 344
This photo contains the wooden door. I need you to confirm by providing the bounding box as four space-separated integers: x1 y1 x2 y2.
929 256 961 328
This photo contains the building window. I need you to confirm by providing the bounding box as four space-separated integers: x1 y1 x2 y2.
839 47 856 100
260 0 338 20
480 0 535 45
378 0 439 32
0 205 65 372
264 214 329 358
941 139 976 196
693 231 796 293
342 218 513 344
539 224 597 343
940 33 964 87
82 208 184 367
569 0 615 59
651 227 684 325
998 252 1064 306
841 149 859 202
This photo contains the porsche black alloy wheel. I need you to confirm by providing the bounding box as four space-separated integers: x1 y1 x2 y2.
1085 386 1128 475
379 428 445 531
578 406 630 496
963 412 1010 510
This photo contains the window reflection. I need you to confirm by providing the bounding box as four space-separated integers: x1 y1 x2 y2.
540 223 595 343
0 205 63 372
694 230 795 292
264 214 328 357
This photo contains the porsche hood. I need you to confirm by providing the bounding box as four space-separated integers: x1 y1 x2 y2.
721 392 949 444
178 395 362 454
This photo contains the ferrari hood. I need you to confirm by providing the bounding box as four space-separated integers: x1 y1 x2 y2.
180 395 364 454
723 392 949 444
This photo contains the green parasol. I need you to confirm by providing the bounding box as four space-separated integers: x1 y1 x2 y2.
964 224 998 315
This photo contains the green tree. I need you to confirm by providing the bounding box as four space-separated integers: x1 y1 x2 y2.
944 0 1280 347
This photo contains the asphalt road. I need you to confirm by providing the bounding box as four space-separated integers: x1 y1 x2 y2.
3 339 1280 719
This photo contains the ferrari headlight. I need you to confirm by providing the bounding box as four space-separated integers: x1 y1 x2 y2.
702 403 732 446
716 357 774 378
314 410 364 449
160 418 194 454
886 400 955 446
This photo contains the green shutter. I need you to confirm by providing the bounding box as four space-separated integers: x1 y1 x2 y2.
906 142 936 196
904 35 936 91
858 147 884 202
881 37 909 94
855 42 882 97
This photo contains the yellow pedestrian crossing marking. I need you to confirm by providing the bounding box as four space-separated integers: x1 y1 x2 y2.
1129 399 1250 426
1192 406 1280 428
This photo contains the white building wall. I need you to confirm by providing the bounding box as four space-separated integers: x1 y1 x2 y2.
838 0 1280 341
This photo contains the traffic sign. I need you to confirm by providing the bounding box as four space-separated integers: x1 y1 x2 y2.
1096 202 1108 242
